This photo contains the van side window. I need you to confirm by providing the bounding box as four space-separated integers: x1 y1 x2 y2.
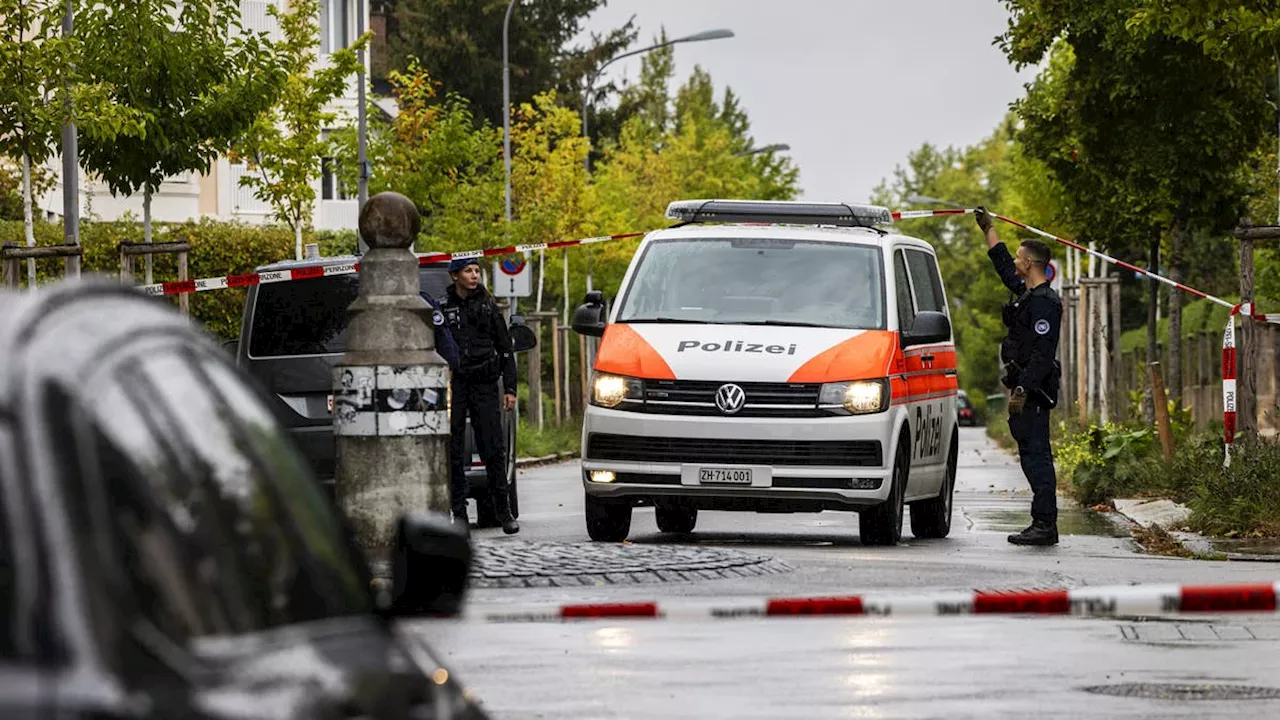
905 250 947 315
893 250 916 329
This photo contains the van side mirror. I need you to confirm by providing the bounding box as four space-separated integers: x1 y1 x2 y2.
902 311 951 347
385 512 471 618
572 290 606 337
508 315 537 353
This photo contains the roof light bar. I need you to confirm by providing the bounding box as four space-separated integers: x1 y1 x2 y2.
665 199 894 228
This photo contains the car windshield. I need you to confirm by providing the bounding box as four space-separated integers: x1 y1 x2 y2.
616 237 886 329
248 266 452 357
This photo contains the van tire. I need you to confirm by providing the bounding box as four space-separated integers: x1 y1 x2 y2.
655 502 697 534
859 438 908 546
585 494 632 542
910 432 957 539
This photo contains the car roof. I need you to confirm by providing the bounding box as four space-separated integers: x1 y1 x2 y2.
640 222 937 252
0 279 210 411
253 251 452 274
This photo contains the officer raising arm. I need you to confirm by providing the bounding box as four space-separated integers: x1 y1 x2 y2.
976 207 1063 547
441 257 519 535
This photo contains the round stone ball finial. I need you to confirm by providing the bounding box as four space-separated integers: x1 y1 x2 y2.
358 192 421 249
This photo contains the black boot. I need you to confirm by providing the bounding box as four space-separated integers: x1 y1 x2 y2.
1008 521 1058 546
502 515 520 535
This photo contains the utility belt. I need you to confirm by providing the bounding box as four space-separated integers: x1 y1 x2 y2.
1001 358 1062 409
457 348 502 382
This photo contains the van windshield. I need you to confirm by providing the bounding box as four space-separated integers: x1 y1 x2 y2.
617 237 886 329
247 266 453 357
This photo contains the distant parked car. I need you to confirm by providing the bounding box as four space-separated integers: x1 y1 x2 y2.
0 278 488 719
957 390 981 427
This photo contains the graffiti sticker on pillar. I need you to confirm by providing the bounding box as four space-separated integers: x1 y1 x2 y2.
333 365 449 436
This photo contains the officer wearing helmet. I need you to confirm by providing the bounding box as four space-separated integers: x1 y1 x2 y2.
440 256 519 535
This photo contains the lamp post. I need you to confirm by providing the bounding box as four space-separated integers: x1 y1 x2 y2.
581 28 735 173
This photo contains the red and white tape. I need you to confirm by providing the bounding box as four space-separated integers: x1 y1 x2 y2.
459 581 1280 624
131 231 647 298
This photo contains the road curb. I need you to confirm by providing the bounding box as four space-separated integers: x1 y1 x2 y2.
1110 497 1280 562
515 451 578 469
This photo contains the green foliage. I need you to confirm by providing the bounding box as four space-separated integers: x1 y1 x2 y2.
232 0 369 254
77 0 281 227
1182 437 1280 537
515 417 582 458
384 0 634 128
1058 421 1165 505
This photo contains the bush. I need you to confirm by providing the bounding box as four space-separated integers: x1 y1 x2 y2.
1 219 360 341
1183 437 1280 537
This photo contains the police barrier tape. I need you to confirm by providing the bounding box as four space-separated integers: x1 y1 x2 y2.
129 231 648 298
458 581 1280 623
895 208 1275 467
130 207 1268 463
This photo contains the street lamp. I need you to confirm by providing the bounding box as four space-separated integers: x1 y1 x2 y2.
581 28 735 173
735 143 790 157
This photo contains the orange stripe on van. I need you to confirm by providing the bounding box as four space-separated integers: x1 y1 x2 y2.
593 324 676 380
787 330 897 384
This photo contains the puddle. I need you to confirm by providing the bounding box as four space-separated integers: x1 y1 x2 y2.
1205 538 1280 559
968 507 1130 537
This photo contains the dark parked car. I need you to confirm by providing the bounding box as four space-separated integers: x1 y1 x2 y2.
0 279 487 719
227 254 536 527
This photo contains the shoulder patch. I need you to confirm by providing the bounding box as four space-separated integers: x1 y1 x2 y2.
433 310 445 326
1034 319 1051 335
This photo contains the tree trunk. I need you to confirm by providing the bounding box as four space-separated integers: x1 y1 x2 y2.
1145 238 1160 420
144 187 153 284
1168 220 1187 407
295 220 303 261
22 153 36 289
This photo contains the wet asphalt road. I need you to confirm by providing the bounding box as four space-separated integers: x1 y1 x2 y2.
412 427 1280 718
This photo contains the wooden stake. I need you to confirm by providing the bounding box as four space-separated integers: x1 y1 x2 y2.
1150 361 1174 463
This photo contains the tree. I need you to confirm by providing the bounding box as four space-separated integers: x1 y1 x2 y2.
1001 0 1272 404
78 0 284 281
384 0 634 127
233 0 370 260
0 0 144 285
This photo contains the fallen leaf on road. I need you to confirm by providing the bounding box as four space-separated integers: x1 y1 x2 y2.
1091 504 1113 512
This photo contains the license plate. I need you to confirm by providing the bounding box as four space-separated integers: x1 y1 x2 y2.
698 467 753 485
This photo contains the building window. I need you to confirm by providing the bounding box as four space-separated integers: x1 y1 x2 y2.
321 158 348 201
320 0 350 54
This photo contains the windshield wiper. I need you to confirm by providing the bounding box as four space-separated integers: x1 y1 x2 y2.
625 317 726 324
735 320 833 328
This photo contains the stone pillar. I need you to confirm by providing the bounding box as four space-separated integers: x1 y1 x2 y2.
333 191 451 552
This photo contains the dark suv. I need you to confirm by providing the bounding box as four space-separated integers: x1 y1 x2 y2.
229 254 533 527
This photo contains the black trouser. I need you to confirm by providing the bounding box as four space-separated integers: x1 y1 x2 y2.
1008 401 1058 525
449 377 511 519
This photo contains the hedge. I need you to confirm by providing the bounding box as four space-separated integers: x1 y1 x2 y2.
1 219 359 341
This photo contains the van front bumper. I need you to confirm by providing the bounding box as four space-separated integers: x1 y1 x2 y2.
580 406 898 510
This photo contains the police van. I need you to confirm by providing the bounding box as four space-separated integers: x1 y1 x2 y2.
571 199 958 545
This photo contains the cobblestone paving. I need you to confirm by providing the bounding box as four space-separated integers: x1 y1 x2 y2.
466 539 793 589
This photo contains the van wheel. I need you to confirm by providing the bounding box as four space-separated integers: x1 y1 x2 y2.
585 494 632 542
655 502 697 534
910 432 958 539
859 439 907 546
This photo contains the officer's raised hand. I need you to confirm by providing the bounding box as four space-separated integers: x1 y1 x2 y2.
974 206 994 234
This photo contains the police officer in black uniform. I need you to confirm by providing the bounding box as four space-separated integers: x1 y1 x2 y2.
441 257 520 535
977 207 1063 546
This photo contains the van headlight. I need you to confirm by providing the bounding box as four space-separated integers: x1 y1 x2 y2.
591 373 644 408
819 379 889 415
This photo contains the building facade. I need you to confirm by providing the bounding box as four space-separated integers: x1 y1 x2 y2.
36 0 383 232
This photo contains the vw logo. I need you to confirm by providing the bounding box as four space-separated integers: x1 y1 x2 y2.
715 383 746 415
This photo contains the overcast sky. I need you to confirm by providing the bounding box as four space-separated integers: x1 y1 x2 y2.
579 1 1039 204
